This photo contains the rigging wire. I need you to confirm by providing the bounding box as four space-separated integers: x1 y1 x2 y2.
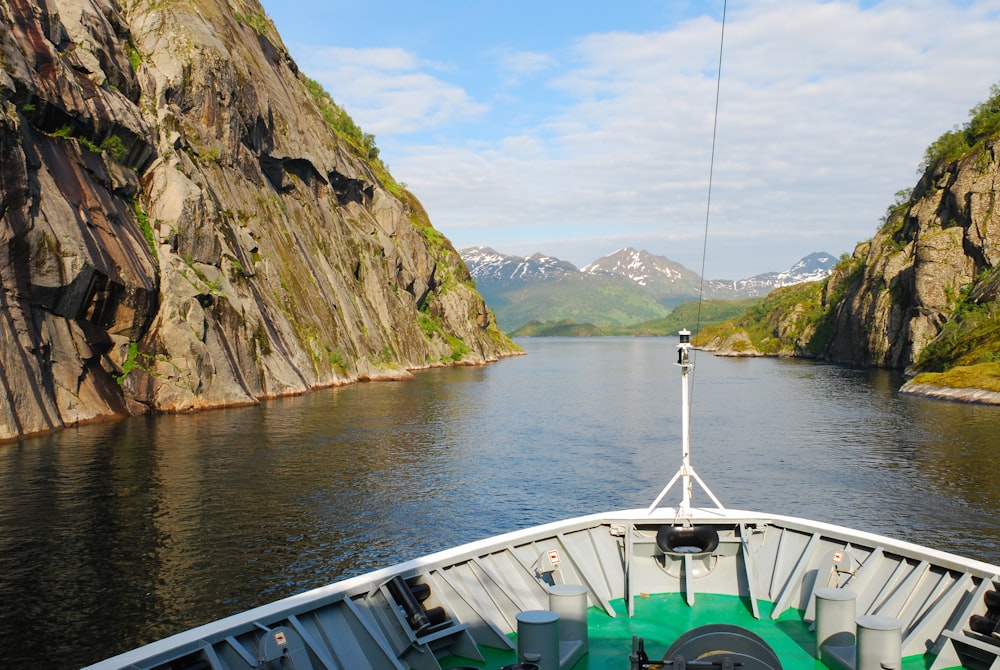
651 3 729 513
690 0 727 397
695 0 727 334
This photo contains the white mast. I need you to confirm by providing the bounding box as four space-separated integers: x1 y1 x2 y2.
646 330 724 515
648 3 727 517
678 329 694 511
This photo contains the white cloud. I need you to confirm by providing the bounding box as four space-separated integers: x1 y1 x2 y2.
297 46 489 135
290 2 1000 277
494 49 556 83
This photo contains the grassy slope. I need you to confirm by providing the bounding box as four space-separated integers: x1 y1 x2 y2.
908 270 1000 390
483 274 675 332
511 299 761 337
692 281 829 355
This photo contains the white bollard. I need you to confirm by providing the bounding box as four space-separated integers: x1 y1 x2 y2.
516 610 560 670
548 584 588 667
815 588 857 656
856 614 902 670
548 585 588 651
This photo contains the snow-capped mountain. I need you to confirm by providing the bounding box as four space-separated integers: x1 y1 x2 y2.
581 248 695 287
459 246 838 330
704 251 838 297
574 247 837 298
463 246 836 296
459 246 579 282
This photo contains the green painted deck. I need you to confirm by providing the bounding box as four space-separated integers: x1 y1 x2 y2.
441 593 952 669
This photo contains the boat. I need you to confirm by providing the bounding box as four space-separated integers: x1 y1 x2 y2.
82 6 1000 669
84 331 1000 670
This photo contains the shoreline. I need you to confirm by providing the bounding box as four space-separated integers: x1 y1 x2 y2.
1 349 526 445
695 344 1000 407
898 381 1000 405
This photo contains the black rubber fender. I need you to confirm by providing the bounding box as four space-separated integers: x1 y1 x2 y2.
656 524 720 554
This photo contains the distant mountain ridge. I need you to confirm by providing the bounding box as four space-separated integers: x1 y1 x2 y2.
704 251 838 297
459 248 579 282
461 246 837 331
581 248 692 287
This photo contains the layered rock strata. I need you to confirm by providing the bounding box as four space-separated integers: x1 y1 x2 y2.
0 0 518 441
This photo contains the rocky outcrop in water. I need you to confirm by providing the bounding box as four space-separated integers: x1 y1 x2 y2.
0 0 518 441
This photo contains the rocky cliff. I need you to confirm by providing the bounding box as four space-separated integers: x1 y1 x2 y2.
826 134 999 370
695 85 1000 384
0 0 519 441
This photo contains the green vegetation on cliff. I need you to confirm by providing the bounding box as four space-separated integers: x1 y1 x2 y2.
298 77 509 364
689 81 1000 400
921 82 1000 172
304 77 379 161
303 76 408 197
907 267 1000 392
693 280 831 355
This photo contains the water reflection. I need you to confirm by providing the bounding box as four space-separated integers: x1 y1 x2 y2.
1 339 999 667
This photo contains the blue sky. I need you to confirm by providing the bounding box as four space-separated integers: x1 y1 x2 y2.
259 0 1000 278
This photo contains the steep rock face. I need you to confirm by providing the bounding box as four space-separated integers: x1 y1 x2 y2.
695 279 825 358
0 0 518 441
826 136 999 369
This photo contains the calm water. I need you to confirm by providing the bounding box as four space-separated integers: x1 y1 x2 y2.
2 338 1000 668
